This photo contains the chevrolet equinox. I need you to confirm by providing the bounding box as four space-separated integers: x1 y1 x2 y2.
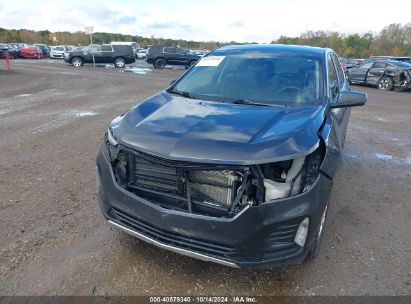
96 44 367 268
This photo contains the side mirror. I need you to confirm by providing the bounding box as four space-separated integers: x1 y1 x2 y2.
330 89 367 108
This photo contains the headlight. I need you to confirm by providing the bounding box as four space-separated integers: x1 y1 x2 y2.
261 147 324 201
107 127 118 146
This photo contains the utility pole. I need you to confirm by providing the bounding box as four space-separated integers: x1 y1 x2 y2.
85 26 95 67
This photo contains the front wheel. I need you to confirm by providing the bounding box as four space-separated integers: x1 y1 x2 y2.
378 77 393 91
71 57 83 67
154 58 166 69
114 57 126 68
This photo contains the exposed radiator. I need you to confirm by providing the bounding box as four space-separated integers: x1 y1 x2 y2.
190 170 238 209
128 153 240 211
133 157 183 195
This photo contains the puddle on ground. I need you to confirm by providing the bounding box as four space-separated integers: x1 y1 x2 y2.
375 153 393 161
345 148 411 166
17 94 32 97
376 116 388 122
63 111 98 118
373 153 411 166
124 67 152 75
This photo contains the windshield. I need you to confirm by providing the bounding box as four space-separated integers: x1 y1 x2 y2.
54 47 65 51
172 51 323 106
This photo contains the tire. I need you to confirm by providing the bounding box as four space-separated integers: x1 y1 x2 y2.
305 202 329 262
378 77 393 91
154 58 166 69
114 57 126 68
71 57 83 67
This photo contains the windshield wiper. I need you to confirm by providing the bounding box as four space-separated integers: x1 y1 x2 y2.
233 99 286 107
167 89 197 99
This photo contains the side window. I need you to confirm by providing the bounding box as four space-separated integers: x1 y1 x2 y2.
90 45 101 53
163 47 176 54
359 62 373 69
176 48 186 54
101 45 113 52
327 54 339 100
331 54 345 88
372 62 386 69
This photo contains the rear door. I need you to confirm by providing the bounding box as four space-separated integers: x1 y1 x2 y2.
100 45 114 63
163 47 178 64
172 47 190 66
365 61 386 86
90 45 103 63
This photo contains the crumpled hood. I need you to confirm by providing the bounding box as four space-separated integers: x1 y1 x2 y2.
111 92 326 165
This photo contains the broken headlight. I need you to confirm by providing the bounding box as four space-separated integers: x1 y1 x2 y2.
261 148 324 202
107 127 118 146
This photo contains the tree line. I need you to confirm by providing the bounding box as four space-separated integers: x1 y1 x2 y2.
273 23 411 58
1 23 410 57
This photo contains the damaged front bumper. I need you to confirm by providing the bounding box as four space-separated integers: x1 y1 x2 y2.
96 147 333 269
393 69 411 91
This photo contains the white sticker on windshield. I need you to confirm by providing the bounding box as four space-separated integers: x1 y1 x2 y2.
196 56 225 67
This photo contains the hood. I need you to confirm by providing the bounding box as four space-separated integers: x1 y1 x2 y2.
111 92 325 165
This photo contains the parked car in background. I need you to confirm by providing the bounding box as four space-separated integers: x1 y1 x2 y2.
347 60 411 91
64 44 135 67
146 45 201 69
136 49 147 59
20 45 43 59
50 46 68 59
97 44 367 269
0 43 20 59
35 44 50 57
0 44 8 58
6 44 21 58
65 45 76 51
340 58 364 72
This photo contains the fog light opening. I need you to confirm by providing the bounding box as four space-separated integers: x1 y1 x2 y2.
294 217 310 247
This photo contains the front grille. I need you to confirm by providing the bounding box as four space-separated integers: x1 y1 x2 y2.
133 157 184 195
115 147 243 214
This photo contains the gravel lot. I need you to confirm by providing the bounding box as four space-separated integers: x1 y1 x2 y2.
0 59 410 296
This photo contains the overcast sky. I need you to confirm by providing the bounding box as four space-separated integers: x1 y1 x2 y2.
1 0 410 42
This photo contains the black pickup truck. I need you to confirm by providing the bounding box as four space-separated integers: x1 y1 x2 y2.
146 46 201 69
64 44 135 68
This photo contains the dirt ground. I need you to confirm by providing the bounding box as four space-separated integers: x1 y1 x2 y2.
0 59 410 296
